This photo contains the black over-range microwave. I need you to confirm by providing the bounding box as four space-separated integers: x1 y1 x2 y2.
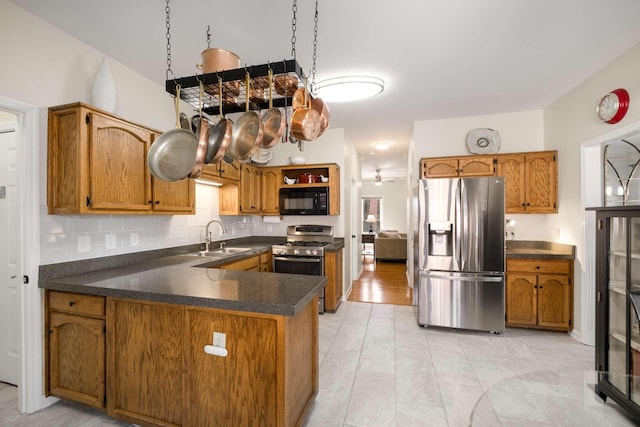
279 187 329 215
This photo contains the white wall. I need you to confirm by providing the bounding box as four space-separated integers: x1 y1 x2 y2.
361 180 408 233
544 42 640 342
412 110 550 241
0 0 348 265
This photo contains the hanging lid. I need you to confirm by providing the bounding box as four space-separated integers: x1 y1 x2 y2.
466 128 501 154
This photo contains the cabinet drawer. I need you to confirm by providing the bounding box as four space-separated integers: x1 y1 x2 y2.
48 291 105 318
507 259 570 275
219 255 260 271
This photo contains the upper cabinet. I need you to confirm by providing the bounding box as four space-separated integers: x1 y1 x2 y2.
201 159 241 183
496 151 557 214
48 103 195 215
421 156 496 178
279 163 341 215
421 150 558 214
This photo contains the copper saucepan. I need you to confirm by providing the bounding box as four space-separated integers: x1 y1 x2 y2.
227 72 263 160
260 68 286 148
311 96 330 137
196 48 241 74
290 85 321 141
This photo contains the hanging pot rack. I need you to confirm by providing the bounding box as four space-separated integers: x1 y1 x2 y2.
165 59 306 116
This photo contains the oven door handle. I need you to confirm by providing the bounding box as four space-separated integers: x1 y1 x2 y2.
274 257 322 263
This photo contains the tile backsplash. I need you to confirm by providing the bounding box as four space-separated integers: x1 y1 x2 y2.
40 183 340 264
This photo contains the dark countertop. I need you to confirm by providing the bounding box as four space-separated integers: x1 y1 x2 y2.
506 240 575 260
38 242 326 316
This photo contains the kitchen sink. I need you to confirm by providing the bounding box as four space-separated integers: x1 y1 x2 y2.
187 247 251 257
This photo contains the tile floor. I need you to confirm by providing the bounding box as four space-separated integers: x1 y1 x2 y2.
2 301 638 426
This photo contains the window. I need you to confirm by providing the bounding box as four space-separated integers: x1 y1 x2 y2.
362 196 381 233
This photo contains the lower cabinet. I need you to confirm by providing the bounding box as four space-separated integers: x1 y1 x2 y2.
46 290 318 427
324 248 343 312
46 291 106 410
107 299 185 426
505 258 573 331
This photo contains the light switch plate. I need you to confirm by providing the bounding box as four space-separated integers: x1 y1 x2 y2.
105 234 116 249
130 233 139 246
78 235 90 253
213 332 226 348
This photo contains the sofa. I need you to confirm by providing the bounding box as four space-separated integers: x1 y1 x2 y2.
374 230 407 261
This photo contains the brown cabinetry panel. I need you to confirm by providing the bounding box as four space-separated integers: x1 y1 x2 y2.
421 156 495 178
506 258 573 331
46 290 106 410
260 167 280 214
324 249 343 312
48 103 194 215
186 309 278 426
107 299 185 426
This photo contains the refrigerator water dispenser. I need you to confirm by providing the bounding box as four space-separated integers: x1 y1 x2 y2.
428 222 452 256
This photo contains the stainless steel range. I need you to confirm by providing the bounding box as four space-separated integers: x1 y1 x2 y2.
272 225 333 313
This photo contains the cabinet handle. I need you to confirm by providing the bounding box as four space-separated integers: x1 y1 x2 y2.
534 285 538 288
68 301 76 307
148 200 153 204
539 286 543 289
155 201 160 205
536 266 540 269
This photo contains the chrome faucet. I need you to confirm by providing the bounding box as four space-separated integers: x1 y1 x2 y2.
205 219 228 251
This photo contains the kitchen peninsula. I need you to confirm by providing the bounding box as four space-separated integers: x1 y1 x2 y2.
39 244 324 427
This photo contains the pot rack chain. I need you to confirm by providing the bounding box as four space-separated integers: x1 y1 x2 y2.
165 0 173 81
291 0 297 60
311 1 319 94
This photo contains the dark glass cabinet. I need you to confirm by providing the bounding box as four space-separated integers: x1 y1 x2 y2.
595 207 640 418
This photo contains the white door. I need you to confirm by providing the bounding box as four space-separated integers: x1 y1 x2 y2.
0 118 19 385
351 178 361 282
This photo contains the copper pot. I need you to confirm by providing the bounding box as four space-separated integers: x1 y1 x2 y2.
311 97 330 137
290 88 321 141
197 48 241 74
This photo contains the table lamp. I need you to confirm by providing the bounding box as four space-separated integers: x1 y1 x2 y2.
366 214 376 233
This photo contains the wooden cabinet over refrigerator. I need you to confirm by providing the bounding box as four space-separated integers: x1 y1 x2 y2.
594 206 640 419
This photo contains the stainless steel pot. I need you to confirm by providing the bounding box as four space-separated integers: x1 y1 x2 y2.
148 85 199 182
227 72 263 160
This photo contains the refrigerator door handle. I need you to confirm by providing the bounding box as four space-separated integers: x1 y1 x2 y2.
454 183 461 268
460 182 469 269
421 272 503 282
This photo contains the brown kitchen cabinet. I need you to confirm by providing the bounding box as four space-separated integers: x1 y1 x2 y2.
240 163 261 213
260 167 280 215
107 298 185 426
324 248 343 312
420 156 496 178
496 151 557 213
278 163 341 215
201 158 241 183
259 251 273 272
48 103 195 215
217 253 261 272
45 290 106 410
506 258 573 331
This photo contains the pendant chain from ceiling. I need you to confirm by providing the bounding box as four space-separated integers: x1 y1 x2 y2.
311 1 319 93
165 0 173 81
290 0 297 60
206 25 211 48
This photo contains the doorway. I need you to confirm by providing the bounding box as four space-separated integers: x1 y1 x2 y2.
0 113 19 385
0 96 44 414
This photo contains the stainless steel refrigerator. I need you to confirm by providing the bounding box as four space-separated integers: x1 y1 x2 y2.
414 177 505 333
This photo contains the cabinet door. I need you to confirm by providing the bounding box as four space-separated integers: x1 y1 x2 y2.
422 158 459 178
324 249 343 312
220 159 241 181
537 274 571 329
250 166 262 212
524 152 557 213
107 299 185 426
49 312 105 409
260 168 280 214
505 273 538 326
219 184 240 215
239 164 253 213
458 156 495 176
187 308 278 427
497 154 526 213
88 112 152 212
151 177 195 214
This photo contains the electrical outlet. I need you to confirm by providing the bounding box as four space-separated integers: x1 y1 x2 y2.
555 228 561 239
130 233 139 246
213 332 226 348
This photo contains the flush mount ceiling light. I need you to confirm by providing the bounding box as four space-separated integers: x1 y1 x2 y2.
315 76 384 103
373 140 392 150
